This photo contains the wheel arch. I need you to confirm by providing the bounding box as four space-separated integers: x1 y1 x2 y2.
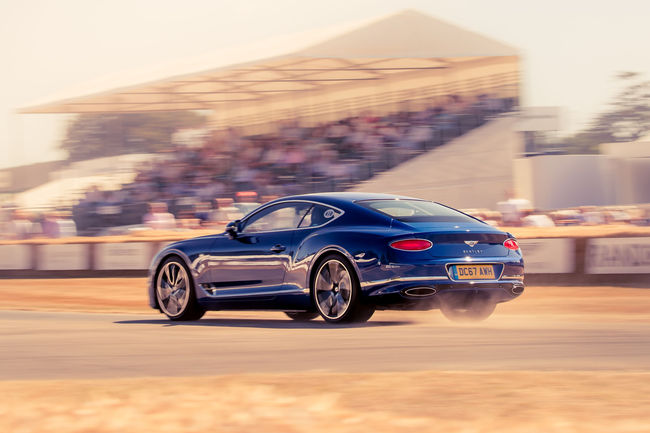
148 249 195 310
307 246 362 295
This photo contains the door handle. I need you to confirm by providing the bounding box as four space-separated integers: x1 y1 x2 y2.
270 244 286 253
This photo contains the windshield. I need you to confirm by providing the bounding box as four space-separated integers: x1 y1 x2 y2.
357 199 478 223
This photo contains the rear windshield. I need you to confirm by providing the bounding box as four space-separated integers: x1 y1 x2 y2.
357 199 478 223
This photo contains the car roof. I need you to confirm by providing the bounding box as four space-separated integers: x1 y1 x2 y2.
272 192 418 207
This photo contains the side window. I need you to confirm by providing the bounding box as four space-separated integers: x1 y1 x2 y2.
298 204 341 228
241 202 311 233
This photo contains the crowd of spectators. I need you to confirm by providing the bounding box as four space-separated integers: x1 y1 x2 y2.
465 201 650 228
0 209 77 240
2 199 648 240
69 94 514 234
4 91 650 240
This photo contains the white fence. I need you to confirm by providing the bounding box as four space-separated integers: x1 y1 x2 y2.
1 237 649 275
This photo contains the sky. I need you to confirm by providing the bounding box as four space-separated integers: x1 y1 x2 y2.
1 0 649 169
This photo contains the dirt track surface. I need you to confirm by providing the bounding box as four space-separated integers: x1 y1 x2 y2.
2 305 650 381
2 277 649 317
1 280 649 432
2 371 649 433
0 281 649 379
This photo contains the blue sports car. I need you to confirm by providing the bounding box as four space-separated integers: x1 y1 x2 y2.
148 192 524 323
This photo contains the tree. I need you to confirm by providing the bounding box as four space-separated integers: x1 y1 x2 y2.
61 111 207 161
565 72 650 154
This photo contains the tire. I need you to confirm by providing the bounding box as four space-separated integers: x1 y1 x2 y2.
439 292 496 322
284 311 319 321
312 253 375 324
155 257 205 321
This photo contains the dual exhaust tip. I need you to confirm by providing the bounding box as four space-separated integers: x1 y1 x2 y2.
404 287 437 297
403 285 524 297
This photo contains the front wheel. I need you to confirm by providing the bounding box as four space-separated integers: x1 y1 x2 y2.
312 254 374 323
156 257 205 321
439 293 496 322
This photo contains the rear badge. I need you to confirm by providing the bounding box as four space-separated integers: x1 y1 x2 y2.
464 240 478 247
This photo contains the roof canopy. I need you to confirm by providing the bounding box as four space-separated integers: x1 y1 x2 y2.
21 10 518 115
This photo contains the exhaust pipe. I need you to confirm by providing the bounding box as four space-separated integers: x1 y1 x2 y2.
404 287 437 297
511 285 524 295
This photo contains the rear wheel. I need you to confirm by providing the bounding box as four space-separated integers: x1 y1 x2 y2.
284 311 319 321
439 293 496 322
312 254 374 323
156 257 205 321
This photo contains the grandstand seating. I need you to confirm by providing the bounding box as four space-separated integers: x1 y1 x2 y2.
71 96 515 234
353 116 522 209
13 154 154 210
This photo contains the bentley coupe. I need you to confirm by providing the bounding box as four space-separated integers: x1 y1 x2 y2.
148 192 524 323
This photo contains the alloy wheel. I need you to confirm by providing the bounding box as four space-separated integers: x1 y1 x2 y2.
156 261 190 317
314 259 353 320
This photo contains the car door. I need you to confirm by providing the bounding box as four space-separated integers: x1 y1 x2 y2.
202 201 312 297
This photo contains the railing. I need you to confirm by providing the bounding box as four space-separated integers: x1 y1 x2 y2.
2 235 649 284
218 71 519 130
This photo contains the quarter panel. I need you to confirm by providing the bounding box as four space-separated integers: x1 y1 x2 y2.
287 225 394 295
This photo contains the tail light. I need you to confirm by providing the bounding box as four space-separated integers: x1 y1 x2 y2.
503 238 519 250
390 239 433 251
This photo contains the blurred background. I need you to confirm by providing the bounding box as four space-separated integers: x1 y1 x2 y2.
1 1 649 240
1 4 650 433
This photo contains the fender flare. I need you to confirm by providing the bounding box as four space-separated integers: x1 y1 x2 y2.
148 248 195 309
306 245 363 291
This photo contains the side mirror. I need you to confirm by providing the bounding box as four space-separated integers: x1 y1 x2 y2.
225 220 240 238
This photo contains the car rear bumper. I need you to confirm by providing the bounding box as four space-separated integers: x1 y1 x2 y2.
358 257 524 310
368 279 524 307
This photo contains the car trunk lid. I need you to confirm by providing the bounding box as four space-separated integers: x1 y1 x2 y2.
401 222 510 258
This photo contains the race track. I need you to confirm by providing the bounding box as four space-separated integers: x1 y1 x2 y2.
2 308 649 380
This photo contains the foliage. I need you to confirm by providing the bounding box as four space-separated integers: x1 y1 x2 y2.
61 111 207 161
564 72 650 154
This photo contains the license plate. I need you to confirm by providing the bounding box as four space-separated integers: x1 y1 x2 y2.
451 264 495 280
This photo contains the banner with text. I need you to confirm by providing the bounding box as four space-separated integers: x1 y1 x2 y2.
37 244 90 271
586 237 650 274
95 242 153 270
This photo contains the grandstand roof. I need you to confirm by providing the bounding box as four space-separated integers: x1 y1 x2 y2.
20 10 518 114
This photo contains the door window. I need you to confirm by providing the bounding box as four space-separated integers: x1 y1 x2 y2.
241 202 312 233
298 204 342 228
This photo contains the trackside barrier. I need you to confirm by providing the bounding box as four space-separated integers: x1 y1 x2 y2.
94 242 153 270
518 239 575 274
37 244 90 271
585 237 650 274
0 237 649 283
0 245 31 270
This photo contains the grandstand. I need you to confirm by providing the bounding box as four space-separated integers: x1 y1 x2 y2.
14 154 154 210
18 10 522 233
353 115 521 209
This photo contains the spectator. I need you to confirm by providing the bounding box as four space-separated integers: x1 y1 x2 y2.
193 202 213 227
55 211 78 238
143 202 176 230
497 198 532 226
210 198 243 224
6 210 40 239
234 191 261 216
581 208 605 225
521 210 556 227
41 212 60 238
